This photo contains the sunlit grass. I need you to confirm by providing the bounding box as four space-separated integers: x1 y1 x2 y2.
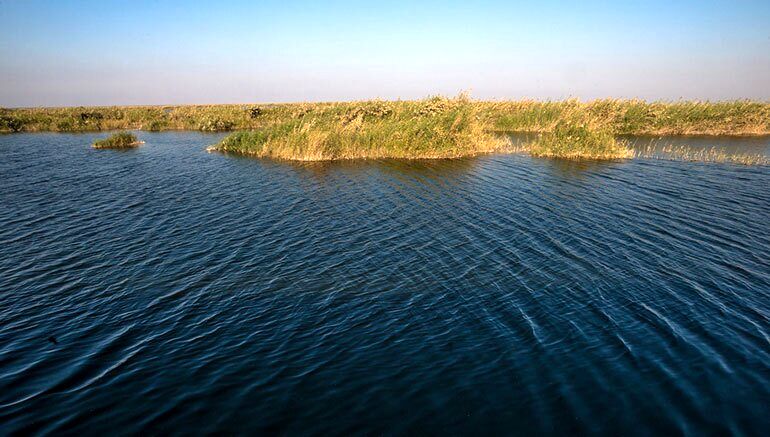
2 99 767 136
527 120 633 160
633 142 768 165
3 97 768 164
486 99 770 136
209 96 507 161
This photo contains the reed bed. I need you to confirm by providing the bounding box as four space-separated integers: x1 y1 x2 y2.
485 99 770 136
527 120 633 160
3 97 768 163
632 143 768 166
92 131 142 149
209 96 507 160
2 99 768 136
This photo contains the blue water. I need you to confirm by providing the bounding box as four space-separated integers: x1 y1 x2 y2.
1 132 769 435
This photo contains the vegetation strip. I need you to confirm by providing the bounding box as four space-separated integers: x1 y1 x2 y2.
208 96 507 160
3 96 768 161
3 98 767 136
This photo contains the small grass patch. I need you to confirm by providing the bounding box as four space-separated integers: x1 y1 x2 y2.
92 132 142 149
528 121 633 160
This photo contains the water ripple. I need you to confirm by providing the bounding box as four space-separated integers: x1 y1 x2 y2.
0 132 769 434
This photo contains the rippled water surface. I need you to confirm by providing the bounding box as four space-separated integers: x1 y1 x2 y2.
1 132 769 435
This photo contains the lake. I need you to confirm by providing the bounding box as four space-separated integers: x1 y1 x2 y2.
1 132 769 435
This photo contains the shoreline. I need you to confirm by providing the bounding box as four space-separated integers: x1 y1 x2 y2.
4 97 768 163
2 98 768 136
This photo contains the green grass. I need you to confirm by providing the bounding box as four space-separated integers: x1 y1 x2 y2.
92 131 141 149
485 99 770 135
210 97 507 160
528 121 633 160
3 97 768 162
2 99 767 136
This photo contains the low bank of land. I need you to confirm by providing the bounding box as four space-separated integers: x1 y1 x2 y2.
3 97 768 161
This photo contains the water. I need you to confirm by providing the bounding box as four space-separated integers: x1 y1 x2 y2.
1 132 769 435
622 134 770 163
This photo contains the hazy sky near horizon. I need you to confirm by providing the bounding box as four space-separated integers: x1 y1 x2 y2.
1 0 769 106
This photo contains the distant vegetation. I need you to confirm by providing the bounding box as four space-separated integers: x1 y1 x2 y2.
487 99 770 136
2 99 767 136
2 97 768 161
92 132 141 149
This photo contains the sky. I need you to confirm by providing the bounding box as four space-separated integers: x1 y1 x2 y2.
0 0 769 107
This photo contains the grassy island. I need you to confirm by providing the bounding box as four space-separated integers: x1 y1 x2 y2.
529 121 633 160
209 97 506 160
92 132 142 149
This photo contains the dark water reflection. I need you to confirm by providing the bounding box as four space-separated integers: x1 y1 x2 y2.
538 157 622 177
0 132 768 435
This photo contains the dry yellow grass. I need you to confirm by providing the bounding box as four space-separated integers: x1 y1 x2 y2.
2 98 768 136
526 118 633 160
633 143 768 165
485 99 770 136
2 96 767 163
209 97 508 161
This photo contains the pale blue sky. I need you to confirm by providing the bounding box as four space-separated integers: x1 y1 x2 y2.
1 0 768 106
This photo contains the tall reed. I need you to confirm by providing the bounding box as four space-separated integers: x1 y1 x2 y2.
2 99 767 136
210 96 507 160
